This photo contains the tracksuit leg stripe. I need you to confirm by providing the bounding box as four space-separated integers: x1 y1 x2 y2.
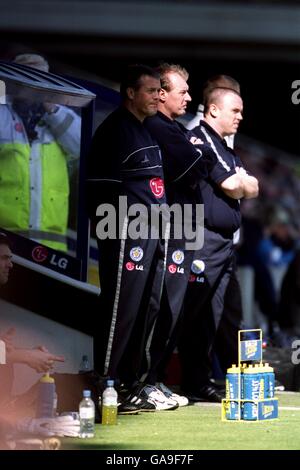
104 216 129 375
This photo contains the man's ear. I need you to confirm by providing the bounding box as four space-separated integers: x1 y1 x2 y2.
159 88 167 103
210 103 219 118
127 87 135 100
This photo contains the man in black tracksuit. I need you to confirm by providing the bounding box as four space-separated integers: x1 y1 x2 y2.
179 87 259 400
139 64 217 396
86 66 168 403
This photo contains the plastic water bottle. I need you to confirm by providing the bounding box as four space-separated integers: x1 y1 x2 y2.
36 373 56 418
79 355 91 373
102 380 118 425
79 390 95 438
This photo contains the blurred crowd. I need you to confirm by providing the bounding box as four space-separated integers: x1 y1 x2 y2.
237 136 300 343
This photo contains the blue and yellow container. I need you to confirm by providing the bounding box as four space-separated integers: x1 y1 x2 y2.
242 365 262 420
263 363 275 398
222 329 278 422
225 364 241 420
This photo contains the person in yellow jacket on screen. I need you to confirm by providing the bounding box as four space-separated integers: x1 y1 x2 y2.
0 53 81 251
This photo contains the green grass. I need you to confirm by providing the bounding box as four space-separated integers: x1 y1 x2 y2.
63 392 300 450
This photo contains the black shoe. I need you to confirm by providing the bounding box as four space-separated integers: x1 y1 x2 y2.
184 385 223 403
124 382 179 412
209 379 225 393
131 395 157 412
117 400 141 415
118 383 157 414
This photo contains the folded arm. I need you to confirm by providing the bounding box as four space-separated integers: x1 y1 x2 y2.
220 167 259 200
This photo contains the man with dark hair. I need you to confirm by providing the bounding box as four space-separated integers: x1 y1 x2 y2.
86 65 178 412
179 88 259 401
118 64 159 99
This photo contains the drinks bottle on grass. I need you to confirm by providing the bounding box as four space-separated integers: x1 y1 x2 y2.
79 389 95 438
102 380 118 425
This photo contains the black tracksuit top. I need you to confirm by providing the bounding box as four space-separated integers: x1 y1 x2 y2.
192 120 242 235
145 111 217 209
86 106 166 213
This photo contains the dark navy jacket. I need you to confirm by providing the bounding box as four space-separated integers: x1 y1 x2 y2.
86 106 166 217
193 120 243 235
145 111 216 211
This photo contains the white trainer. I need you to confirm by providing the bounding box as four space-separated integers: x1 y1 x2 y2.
139 384 179 411
156 382 189 407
